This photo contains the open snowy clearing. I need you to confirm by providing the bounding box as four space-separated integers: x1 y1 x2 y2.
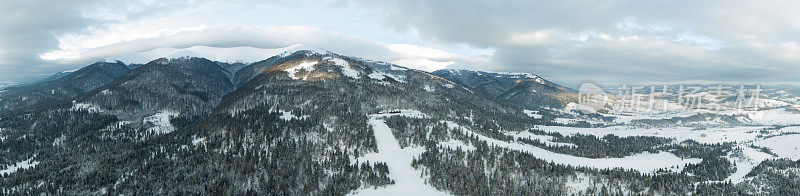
444 121 702 173
0 157 39 176
522 109 543 119
744 108 800 125
753 134 800 160
143 111 178 135
725 145 774 183
354 109 800 188
350 113 447 196
278 110 309 121
536 124 800 182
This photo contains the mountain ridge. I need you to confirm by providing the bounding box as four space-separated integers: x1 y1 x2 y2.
1 48 800 195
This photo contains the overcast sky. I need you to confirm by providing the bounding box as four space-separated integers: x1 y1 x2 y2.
1 0 799 87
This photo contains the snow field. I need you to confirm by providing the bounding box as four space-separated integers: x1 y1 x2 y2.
0 157 39 176
143 111 178 135
351 114 447 196
443 121 702 173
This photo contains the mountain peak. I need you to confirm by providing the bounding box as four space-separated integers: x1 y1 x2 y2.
277 45 335 57
149 56 212 65
439 68 539 80
97 58 124 64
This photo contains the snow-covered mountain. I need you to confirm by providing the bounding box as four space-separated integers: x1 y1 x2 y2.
75 57 236 127
1 48 800 195
432 69 577 108
0 61 130 111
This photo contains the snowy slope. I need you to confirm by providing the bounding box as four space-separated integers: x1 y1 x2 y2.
143 112 178 135
443 121 702 173
754 134 800 160
352 113 447 196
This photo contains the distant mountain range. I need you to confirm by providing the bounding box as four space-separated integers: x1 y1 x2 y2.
0 48 579 194
1 49 576 120
2 48 799 195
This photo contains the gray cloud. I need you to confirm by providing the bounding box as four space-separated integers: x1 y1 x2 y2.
55 25 396 64
2 0 799 87
364 0 800 86
0 0 219 83
0 0 95 83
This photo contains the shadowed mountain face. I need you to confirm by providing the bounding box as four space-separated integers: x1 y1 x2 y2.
0 61 131 111
76 57 235 118
432 69 577 108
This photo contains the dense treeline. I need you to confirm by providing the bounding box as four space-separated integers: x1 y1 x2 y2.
0 103 395 195
0 109 118 166
738 158 800 194
519 129 672 158
659 140 734 159
683 157 735 181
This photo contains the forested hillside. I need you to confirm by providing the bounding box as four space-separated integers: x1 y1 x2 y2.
0 50 798 195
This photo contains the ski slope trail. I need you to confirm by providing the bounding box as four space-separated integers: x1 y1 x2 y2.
351 114 447 196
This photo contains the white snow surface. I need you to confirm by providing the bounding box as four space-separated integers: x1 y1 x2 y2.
495 72 538 79
368 71 406 83
565 102 599 115
71 102 103 113
143 112 178 135
352 114 447 195
278 110 309 121
533 121 800 182
367 72 387 80
371 110 429 119
726 145 774 183
278 44 334 57
754 134 800 160
0 157 39 176
324 57 360 78
52 135 67 146
565 174 595 195
192 136 207 146
423 85 434 92
522 109 543 119
285 61 319 80
444 121 702 173
101 59 120 63
745 108 800 125
63 68 80 73
324 57 348 66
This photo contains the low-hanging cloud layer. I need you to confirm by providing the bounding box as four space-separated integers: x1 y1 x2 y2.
1 0 799 87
